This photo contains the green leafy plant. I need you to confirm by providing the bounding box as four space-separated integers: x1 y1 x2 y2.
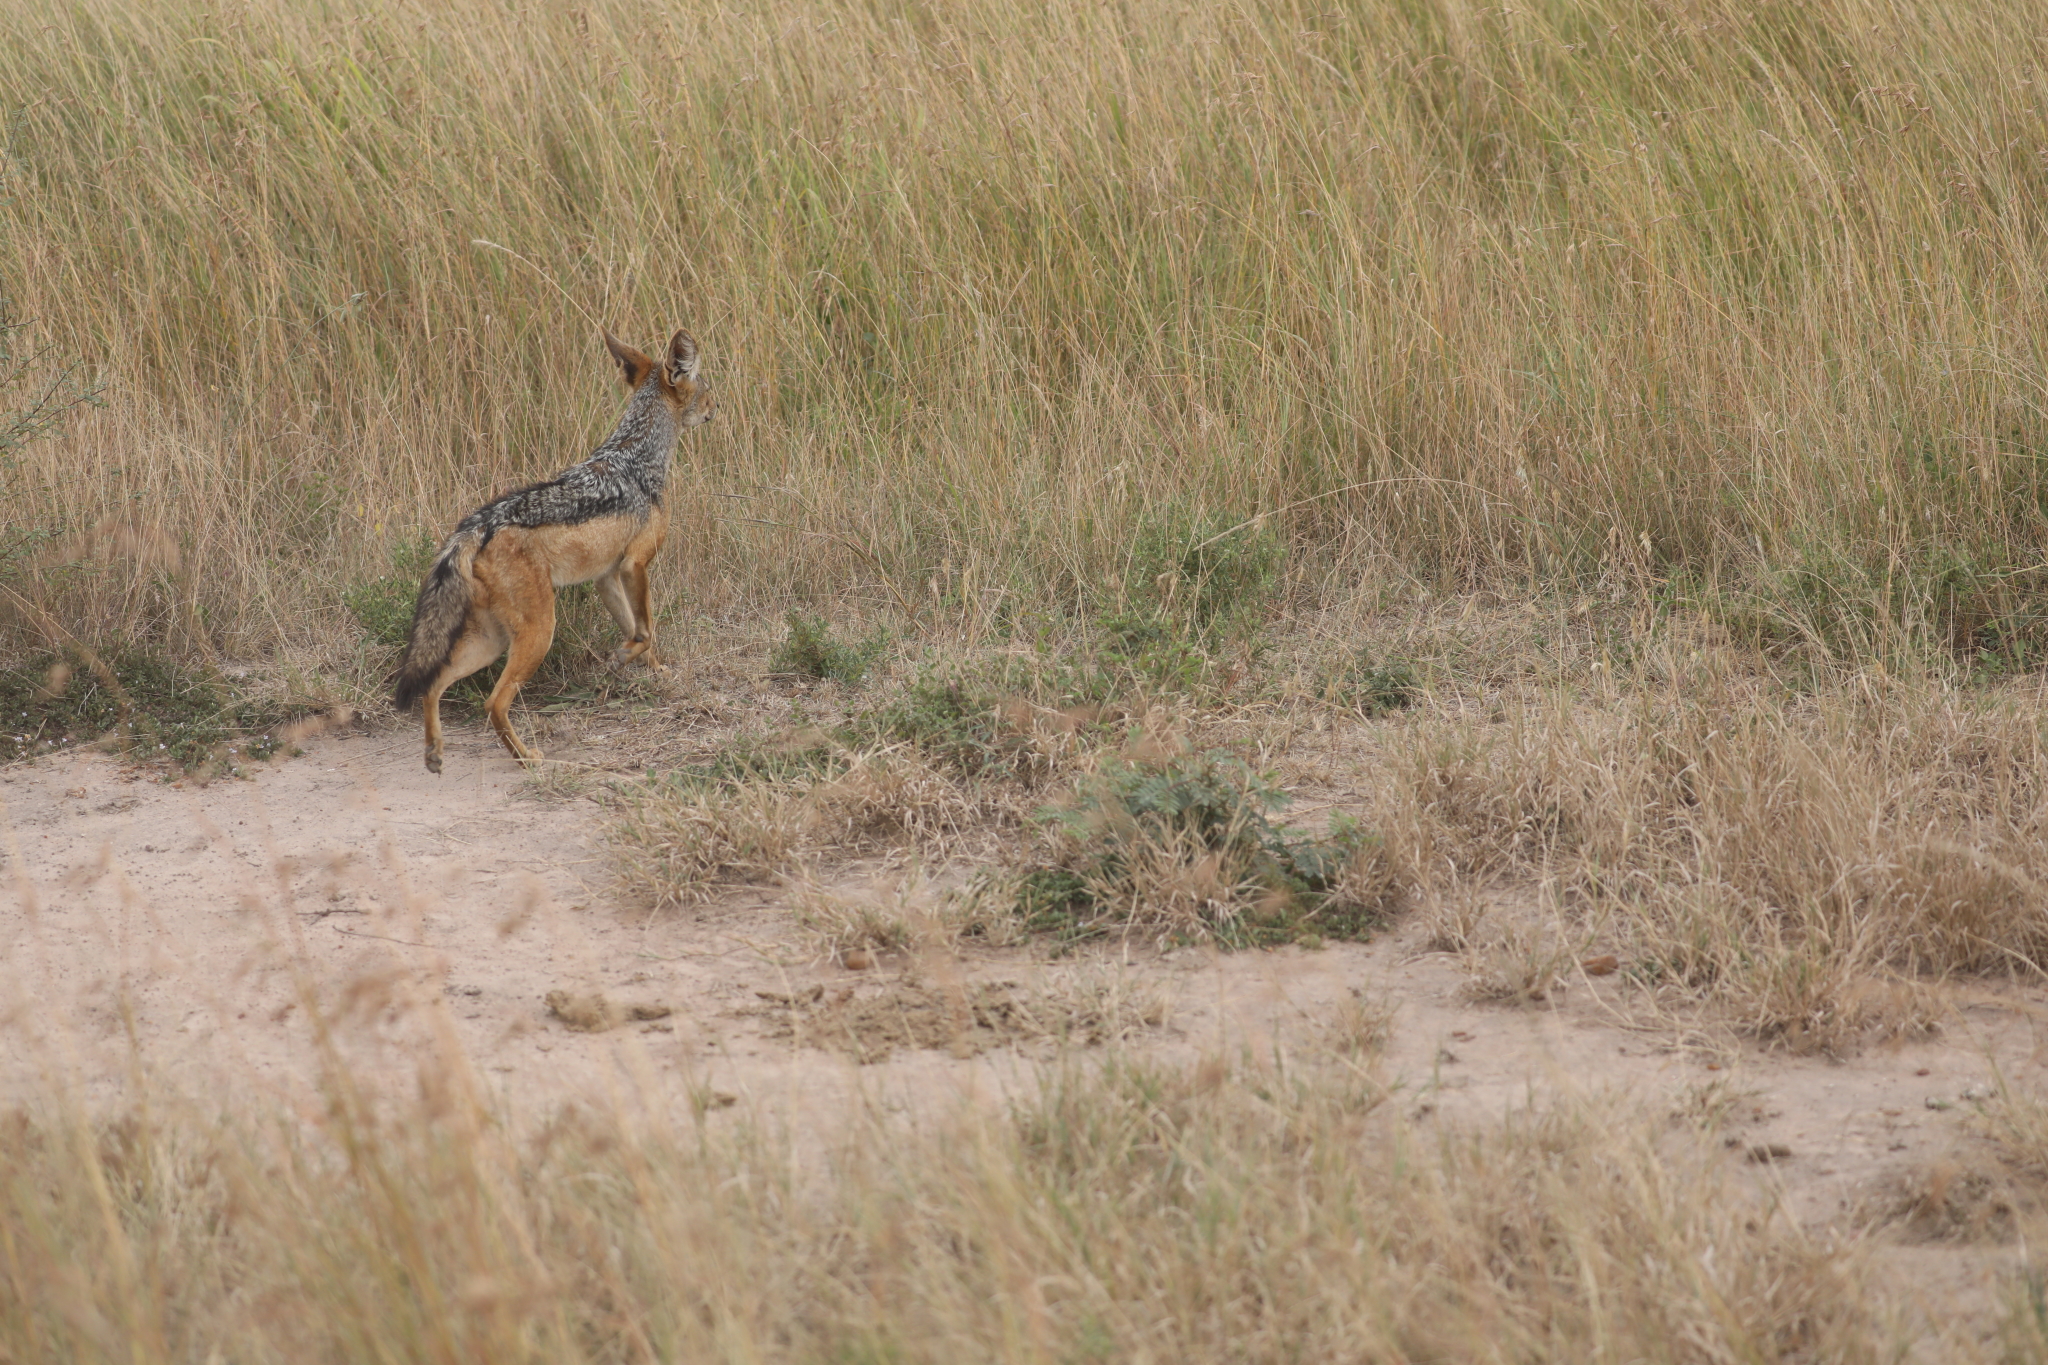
1093 610 1213 693
860 654 1120 783
1020 748 1399 947
769 610 886 685
867 672 1019 775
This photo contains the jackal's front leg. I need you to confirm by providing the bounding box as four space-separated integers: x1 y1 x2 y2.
623 557 662 668
597 560 662 670
595 569 651 668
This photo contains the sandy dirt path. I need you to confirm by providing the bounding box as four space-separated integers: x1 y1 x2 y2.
2 719 2044 1348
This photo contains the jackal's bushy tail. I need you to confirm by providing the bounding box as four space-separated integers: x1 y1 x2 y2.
392 532 479 711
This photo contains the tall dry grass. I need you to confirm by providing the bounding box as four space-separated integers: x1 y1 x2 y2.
4 0 2048 660
1355 656 2048 1046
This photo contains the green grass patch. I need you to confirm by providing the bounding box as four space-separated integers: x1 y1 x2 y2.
654 729 848 794
1682 540 2048 676
1321 649 1420 717
856 649 1130 783
1092 610 1216 694
344 533 440 649
864 671 1037 778
0 647 303 774
1123 506 1283 640
768 610 887 685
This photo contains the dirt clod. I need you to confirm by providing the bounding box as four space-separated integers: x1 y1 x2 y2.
756 985 825 1006
544 990 672 1033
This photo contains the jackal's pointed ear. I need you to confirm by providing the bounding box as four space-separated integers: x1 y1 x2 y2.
665 329 701 385
602 328 655 390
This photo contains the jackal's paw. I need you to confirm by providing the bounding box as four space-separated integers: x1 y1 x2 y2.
425 751 443 775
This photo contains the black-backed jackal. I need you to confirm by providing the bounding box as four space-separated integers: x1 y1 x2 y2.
392 328 714 773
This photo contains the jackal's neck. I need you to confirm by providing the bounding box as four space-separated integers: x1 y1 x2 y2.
591 382 680 486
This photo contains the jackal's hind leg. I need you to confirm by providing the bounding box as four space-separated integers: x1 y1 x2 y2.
422 626 507 774
484 593 557 766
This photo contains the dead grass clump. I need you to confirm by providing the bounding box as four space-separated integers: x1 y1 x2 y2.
1324 988 1397 1061
517 761 597 803
1458 910 1577 1007
612 778 810 907
0 1052 1901 1362
613 745 991 908
788 881 925 957
788 870 1025 958
1862 1157 2022 1245
1376 675 2048 1047
542 990 672 1033
748 972 1167 1063
801 747 992 853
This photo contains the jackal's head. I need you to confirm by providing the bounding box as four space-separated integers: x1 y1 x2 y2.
603 327 715 428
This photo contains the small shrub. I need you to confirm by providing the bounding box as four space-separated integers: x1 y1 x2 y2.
868 673 1013 773
1022 748 1399 947
1094 609 1212 693
769 610 884 684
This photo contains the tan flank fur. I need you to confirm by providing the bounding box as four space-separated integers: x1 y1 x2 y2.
391 328 714 773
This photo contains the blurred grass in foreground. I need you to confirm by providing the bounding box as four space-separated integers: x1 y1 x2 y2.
0 1042 1893 1362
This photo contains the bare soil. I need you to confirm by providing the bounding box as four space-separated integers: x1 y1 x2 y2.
4 717 2045 1353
